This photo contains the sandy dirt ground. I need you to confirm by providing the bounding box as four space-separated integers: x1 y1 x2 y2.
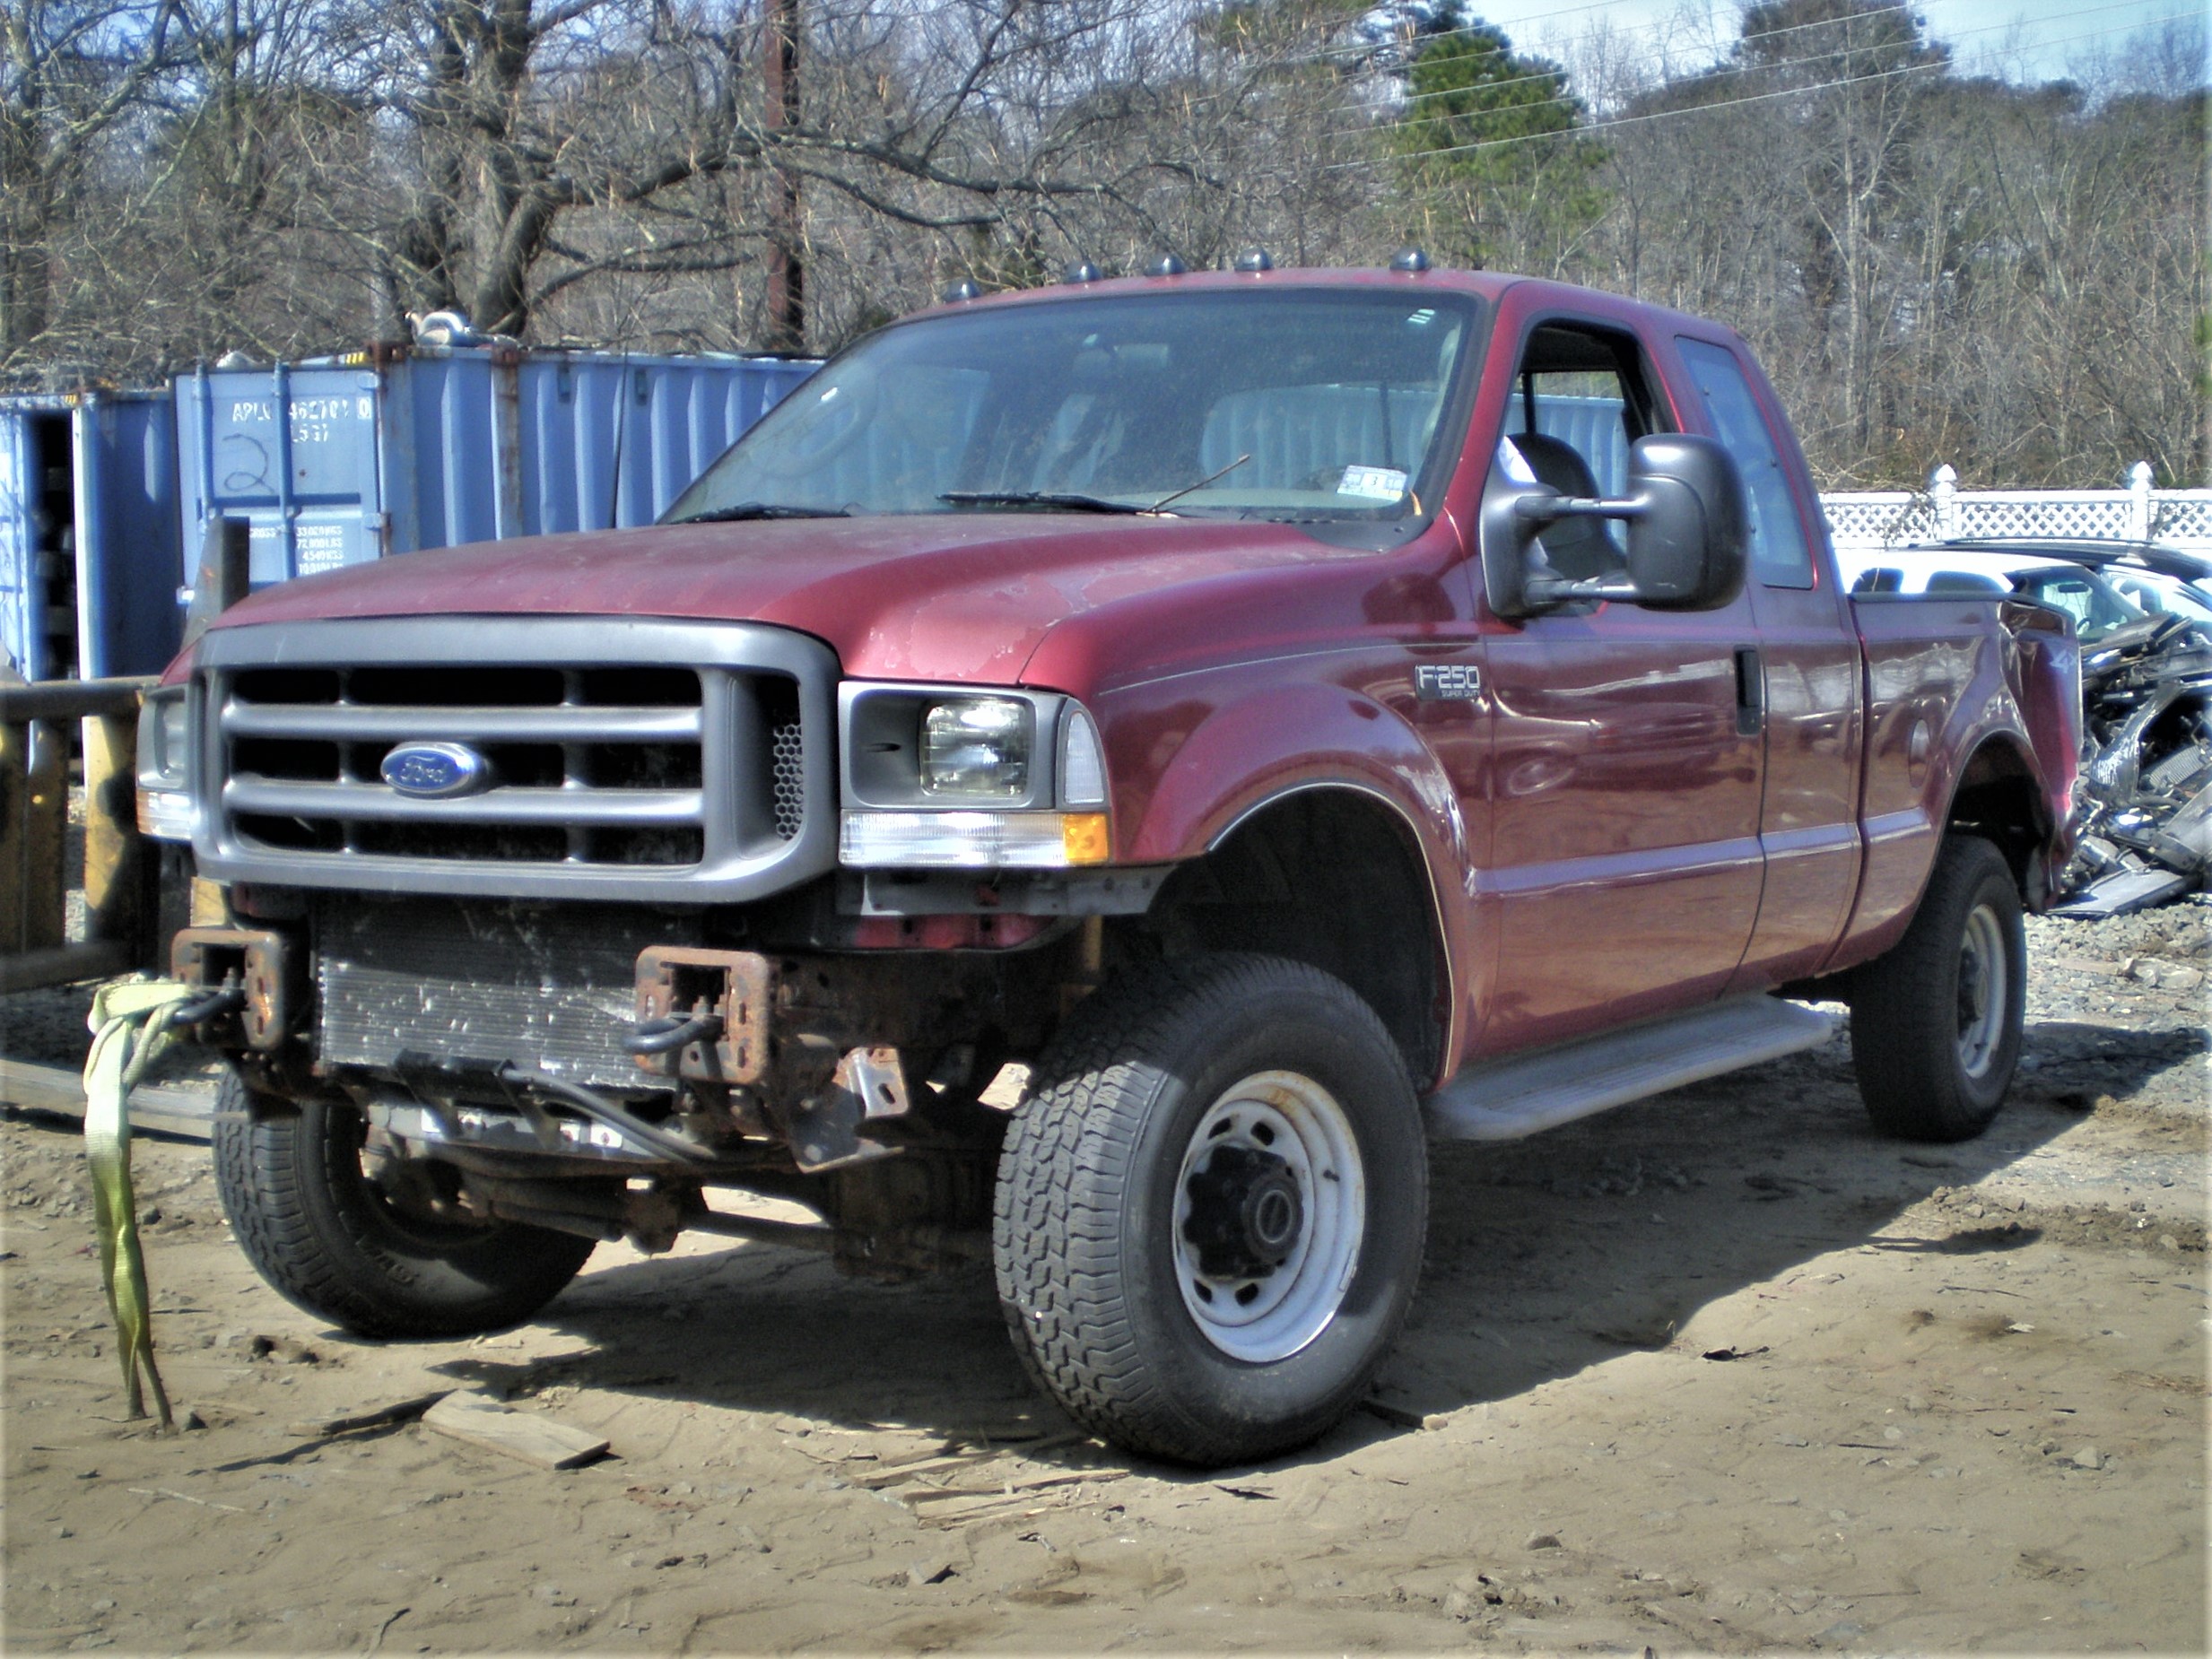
3 902 2206 1655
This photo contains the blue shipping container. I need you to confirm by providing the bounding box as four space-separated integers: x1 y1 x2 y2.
175 348 818 594
0 391 183 681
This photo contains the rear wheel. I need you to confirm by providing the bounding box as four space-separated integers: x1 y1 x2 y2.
1848 834 2026 1142
212 1073 596 1338
994 953 1426 1466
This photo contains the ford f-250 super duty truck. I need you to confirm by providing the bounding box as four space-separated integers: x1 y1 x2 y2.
139 263 2078 1465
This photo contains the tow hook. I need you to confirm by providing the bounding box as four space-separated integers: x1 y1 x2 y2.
623 1009 726 1056
165 977 247 1031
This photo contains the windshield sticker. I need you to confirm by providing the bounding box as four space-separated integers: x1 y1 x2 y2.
1337 465 1408 501
1496 436 1538 485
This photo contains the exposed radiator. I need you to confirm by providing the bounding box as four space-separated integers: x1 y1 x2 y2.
317 898 702 1091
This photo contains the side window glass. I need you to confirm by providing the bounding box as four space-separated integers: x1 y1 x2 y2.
1674 338 1813 588
1495 324 1659 584
1504 368 1631 497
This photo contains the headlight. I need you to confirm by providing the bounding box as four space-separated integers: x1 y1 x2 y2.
840 684 1112 869
921 697 1031 799
135 688 192 841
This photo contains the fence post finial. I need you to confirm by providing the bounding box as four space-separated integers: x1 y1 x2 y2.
2125 462 2154 541
1930 464 1959 539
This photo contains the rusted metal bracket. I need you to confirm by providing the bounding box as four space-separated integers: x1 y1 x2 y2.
631 946 773 1083
171 925 295 1050
783 1045 914 1172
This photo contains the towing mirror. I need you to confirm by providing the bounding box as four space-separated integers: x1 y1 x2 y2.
1480 433 1749 620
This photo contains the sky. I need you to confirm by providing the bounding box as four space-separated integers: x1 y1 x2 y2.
1465 0 2208 86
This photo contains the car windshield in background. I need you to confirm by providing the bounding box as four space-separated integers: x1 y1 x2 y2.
663 290 1479 525
2007 567 2145 644
2104 565 2212 629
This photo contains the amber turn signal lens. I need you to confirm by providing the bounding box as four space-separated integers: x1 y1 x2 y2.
1060 813 1110 865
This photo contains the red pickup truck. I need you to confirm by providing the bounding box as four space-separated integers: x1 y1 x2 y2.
141 265 2078 1465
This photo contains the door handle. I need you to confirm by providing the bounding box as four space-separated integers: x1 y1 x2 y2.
1734 647 1764 736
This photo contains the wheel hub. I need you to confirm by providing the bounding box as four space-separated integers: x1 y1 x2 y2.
1169 1070 1367 1364
1955 900 2007 1079
1181 1143 1304 1279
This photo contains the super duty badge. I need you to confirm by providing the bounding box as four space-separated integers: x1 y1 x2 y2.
1414 663 1483 702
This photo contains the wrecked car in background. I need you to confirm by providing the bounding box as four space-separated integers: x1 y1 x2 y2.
1838 545 2212 916
2064 609 2212 914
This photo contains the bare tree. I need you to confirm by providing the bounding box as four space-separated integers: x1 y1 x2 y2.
1 0 181 372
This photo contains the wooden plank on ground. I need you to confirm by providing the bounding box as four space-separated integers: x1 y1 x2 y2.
423 1393 608 1471
0 1057 216 1139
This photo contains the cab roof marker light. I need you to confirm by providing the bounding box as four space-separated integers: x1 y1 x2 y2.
1061 260 1102 284
1058 708 1108 808
1148 254 1188 277
1233 248 1275 273
1389 247 1432 274
940 279 984 303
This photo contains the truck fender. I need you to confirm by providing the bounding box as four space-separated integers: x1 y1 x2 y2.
1118 682 1478 1077
1123 682 1467 870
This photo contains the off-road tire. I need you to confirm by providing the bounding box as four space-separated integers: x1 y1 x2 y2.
212 1073 596 1338
1848 834 2026 1142
994 953 1427 1466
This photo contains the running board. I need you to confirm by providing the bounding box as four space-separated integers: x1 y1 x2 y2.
1423 995 1843 1143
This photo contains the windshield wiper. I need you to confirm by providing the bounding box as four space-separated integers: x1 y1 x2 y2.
674 501 851 525
936 491 1146 515
937 456 1254 519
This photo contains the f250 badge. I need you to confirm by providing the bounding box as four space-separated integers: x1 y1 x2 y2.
1414 664 1483 703
381 742 493 798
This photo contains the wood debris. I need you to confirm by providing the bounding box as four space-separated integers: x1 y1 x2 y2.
423 1393 608 1470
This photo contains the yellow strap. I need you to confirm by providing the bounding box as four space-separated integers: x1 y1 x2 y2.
83 978 196 1429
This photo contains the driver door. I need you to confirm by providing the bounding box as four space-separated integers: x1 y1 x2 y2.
1476 314 1767 1055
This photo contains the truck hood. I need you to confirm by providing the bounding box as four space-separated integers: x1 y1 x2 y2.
205 514 1357 683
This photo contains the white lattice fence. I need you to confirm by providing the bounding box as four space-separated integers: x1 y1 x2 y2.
1822 492 1936 547
2154 493 2212 544
1823 463 2212 554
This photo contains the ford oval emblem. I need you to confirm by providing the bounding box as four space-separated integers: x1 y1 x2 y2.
381 742 493 799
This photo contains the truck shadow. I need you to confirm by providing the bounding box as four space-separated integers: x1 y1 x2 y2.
466 1018 2200 1470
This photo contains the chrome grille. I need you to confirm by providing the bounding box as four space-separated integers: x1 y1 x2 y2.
192 617 839 904
222 664 710 866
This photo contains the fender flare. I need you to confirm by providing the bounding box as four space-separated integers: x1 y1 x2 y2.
1120 682 1476 1081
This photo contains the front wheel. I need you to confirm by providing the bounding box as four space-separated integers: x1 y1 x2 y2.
1848 834 2026 1142
994 954 1427 1465
212 1073 597 1338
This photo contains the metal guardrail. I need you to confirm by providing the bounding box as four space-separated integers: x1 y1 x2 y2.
0 673 158 994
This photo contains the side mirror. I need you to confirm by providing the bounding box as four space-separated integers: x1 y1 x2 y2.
1480 433 1749 620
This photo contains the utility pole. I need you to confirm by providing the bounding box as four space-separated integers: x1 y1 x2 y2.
762 0 804 353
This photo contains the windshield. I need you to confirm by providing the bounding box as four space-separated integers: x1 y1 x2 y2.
664 289 1480 525
2104 566 2212 629
2007 567 2145 644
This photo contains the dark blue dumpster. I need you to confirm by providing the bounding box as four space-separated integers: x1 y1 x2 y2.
0 391 182 681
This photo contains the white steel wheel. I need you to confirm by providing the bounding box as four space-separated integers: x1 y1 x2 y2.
1955 901 2009 1080
1171 1070 1365 1362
